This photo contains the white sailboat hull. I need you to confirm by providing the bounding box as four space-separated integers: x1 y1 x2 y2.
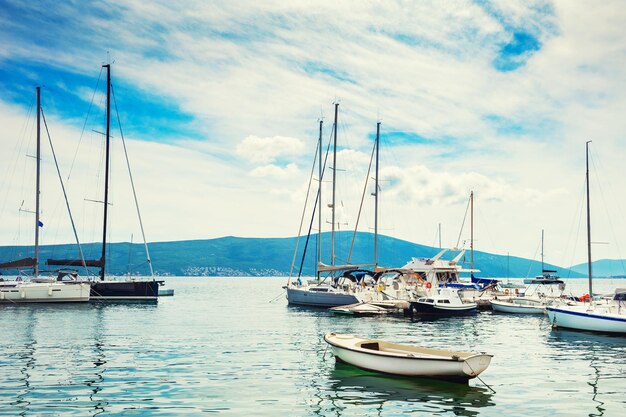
285 286 360 307
0 282 90 303
546 305 626 334
490 299 545 314
324 333 492 382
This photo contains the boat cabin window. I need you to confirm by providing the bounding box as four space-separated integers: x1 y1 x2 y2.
310 287 329 292
437 299 451 304
425 299 434 303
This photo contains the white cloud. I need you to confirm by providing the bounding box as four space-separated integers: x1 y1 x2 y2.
2 1 626 264
250 163 300 179
236 135 306 165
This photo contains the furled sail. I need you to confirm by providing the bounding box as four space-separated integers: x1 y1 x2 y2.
46 258 103 267
0 257 37 269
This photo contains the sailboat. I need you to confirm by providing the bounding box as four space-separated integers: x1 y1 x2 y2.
0 87 90 303
46 64 163 301
523 229 562 285
546 142 626 333
285 104 379 307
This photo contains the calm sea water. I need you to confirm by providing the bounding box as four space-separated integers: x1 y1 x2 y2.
0 277 625 416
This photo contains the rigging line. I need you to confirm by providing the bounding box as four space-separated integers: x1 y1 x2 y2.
41 108 92 277
297 129 334 279
455 194 471 249
297 184 321 279
0 97 35 220
111 84 154 277
524 240 541 279
561 179 586 277
347 139 376 264
67 66 104 181
475 206 507 272
288 133 321 280
590 149 626 275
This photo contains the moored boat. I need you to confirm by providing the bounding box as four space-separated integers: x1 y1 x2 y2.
0 87 89 304
0 280 90 303
490 297 545 314
408 287 478 316
329 301 403 315
547 289 626 334
46 64 163 301
324 333 492 383
546 143 626 334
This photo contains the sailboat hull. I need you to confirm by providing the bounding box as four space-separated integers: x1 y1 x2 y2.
0 282 90 303
546 306 626 334
90 280 162 301
286 286 360 307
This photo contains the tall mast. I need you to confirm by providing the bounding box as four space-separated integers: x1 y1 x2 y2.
438 223 442 249
374 121 380 267
331 103 338 267
100 64 111 281
317 120 323 268
34 86 41 278
586 140 593 299
470 190 474 271
541 229 543 274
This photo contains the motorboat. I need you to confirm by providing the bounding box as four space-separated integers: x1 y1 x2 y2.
408 287 478 316
324 333 492 383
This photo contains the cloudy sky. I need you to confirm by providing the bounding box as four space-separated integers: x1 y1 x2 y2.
1 0 625 267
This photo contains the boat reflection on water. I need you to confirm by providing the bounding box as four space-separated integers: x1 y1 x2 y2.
320 362 494 417
546 329 625 417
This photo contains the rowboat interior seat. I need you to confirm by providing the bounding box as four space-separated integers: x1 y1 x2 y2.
360 342 380 351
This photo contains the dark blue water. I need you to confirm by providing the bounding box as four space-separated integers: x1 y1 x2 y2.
1 277 624 416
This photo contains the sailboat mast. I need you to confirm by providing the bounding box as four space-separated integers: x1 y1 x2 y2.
331 103 338 267
34 86 41 278
470 190 474 271
100 64 111 281
374 121 380 268
438 223 442 249
541 229 544 274
317 120 323 268
586 140 593 299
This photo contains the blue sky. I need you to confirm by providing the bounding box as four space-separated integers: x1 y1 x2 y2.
1 0 626 266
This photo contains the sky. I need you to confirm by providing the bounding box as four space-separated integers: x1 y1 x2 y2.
1 0 626 268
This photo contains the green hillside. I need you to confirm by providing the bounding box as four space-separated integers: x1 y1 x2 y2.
0 231 585 278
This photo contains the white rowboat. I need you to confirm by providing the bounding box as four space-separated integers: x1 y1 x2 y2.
324 333 492 383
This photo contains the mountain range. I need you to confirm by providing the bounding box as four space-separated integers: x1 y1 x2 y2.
0 231 604 278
